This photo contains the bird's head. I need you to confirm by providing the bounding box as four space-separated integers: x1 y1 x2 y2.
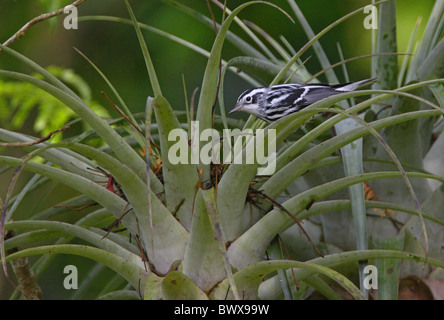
229 88 265 119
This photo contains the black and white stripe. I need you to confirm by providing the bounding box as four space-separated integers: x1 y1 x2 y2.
231 78 376 122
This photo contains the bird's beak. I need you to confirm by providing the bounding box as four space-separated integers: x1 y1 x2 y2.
229 103 243 114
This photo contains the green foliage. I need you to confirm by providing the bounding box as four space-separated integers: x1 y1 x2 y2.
0 66 109 141
38 0 74 30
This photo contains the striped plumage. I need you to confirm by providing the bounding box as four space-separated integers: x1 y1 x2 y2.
230 78 376 122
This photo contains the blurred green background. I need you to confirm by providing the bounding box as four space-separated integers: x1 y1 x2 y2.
0 0 436 299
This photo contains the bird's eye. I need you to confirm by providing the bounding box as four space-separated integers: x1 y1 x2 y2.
245 96 252 103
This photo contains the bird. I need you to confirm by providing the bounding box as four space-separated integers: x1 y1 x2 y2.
230 77 376 122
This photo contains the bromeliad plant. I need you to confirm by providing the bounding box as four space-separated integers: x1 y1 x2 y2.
1 0 444 300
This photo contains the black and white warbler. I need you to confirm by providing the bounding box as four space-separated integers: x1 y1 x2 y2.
230 78 376 122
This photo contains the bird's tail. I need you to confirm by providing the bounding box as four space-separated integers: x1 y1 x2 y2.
335 77 377 92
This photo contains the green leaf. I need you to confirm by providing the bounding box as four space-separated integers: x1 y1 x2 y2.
424 122 444 190
98 290 141 300
182 189 226 291
408 0 444 81
2 244 151 293
0 155 137 232
222 56 303 86
258 249 444 299
228 170 439 269
48 142 189 275
0 44 80 101
404 182 444 258
0 69 148 183
5 220 143 268
374 0 399 90
218 85 440 242
417 37 444 80
0 141 185 275
272 1 392 86
196 1 288 182
0 128 103 182
72 49 138 130
372 232 405 300
124 0 162 97
162 0 267 60
263 93 441 202
143 274 163 300
287 0 339 83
